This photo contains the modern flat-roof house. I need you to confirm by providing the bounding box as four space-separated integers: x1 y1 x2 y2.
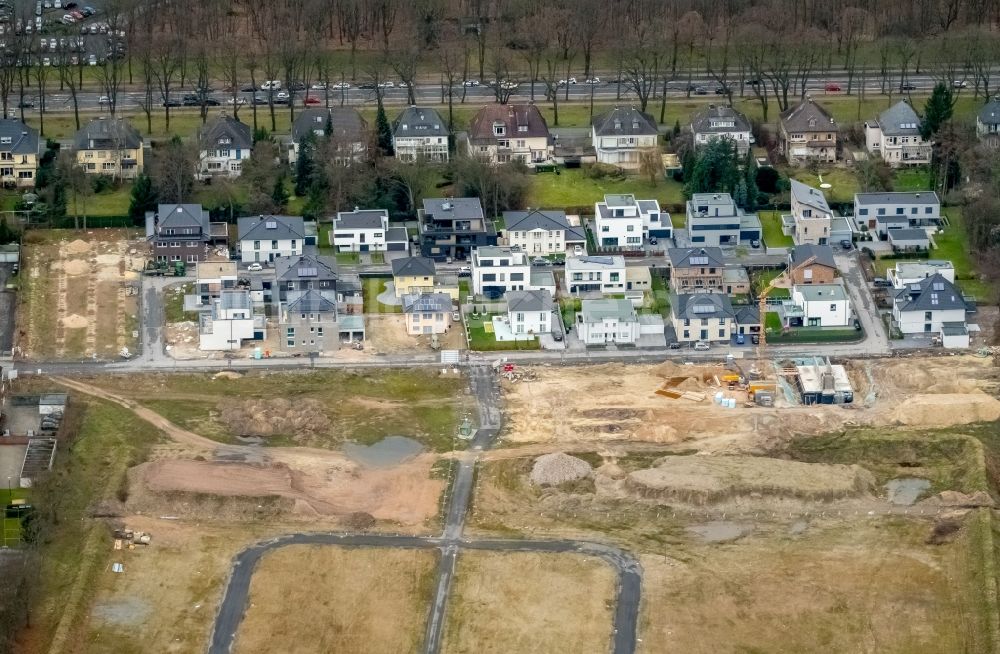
590 106 658 171
331 208 406 253
790 283 851 327
238 215 307 264
787 179 833 246
888 260 955 289
198 289 260 351
976 98 1000 146
787 244 837 285
594 194 670 248
419 197 497 261
670 292 737 344
864 101 931 167
690 105 752 156
685 193 761 247
666 247 725 294
779 99 838 166
471 246 531 298
576 298 641 345
74 117 143 179
392 106 449 163
289 107 367 165
197 115 252 179
402 293 453 336
564 255 627 296
852 191 941 236
506 289 554 336
503 209 586 255
892 273 969 348
467 104 551 166
0 120 39 188
145 203 224 263
888 227 930 252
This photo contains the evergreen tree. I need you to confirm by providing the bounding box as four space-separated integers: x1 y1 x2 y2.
252 127 271 144
128 173 158 222
271 175 290 210
743 149 759 211
672 119 681 137
921 84 954 140
684 138 740 197
376 101 394 157
734 178 748 208
0 216 17 244
294 132 316 197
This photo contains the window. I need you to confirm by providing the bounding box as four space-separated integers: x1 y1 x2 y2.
610 273 620 282
911 207 918 214
859 208 868 216
0 137 9 144
718 329 725 338
271 240 278 249
877 208 885 216
218 149 231 158
830 304 837 311
896 208 904 215
287 282 296 291
718 318 726 326
253 240 260 250
924 311 932 320
626 225 634 232
925 207 933 214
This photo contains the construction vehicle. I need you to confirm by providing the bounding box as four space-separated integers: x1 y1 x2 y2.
143 260 187 277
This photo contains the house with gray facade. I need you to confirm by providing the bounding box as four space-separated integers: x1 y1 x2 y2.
145 203 224 263
419 197 497 261
272 253 364 351
685 193 761 247
852 191 941 236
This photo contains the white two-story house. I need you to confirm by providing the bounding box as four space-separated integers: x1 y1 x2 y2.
594 194 669 249
690 105 752 157
892 273 969 347
790 283 851 327
865 101 931 167
332 209 389 252
237 215 306 264
503 209 586 255
392 106 449 163
506 289 553 336
686 193 762 247
564 255 627 295
471 246 532 299
198 115 253 179
670 292 737 344
590 106 658 171
852 191 941 236
788 179 833 246
576 298 641 345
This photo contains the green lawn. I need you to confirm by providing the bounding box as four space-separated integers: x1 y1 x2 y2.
753 269 791 298
529 168 685 210
938 208 990 299
784 168 860 205
647 274 671 318
764 311 860 343
318 223 333 250
758 210 793 248
458 280 470 304
558 297 581 329
893 166 932 191
362 277 401 313
336 251 360 265
69 186 131 217
1 487 30 547
466 314 540 351
164 282 196 323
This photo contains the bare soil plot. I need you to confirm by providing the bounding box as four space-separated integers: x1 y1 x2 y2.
367 314 466 354
235 545 437 654
441 551 616 654
15 230 142 359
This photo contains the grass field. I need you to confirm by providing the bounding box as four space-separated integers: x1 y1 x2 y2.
758 210 793 248
785 167 860 204
442 551 615 654
84 369 471 451
362 277 402 313
466 314 541 351
529 167 685 209
237 545 437 654
163 282 196 323
68 187 131 217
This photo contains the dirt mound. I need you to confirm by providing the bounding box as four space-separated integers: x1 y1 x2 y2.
530 453 593 486
891 393 1000 427
63 259 89 276
218 397 330 441
140 459 295 497
919 490 995 508
62 314 89 329
65 239 91 254
626 455 875 504
212 371 243 380
675 377 702 392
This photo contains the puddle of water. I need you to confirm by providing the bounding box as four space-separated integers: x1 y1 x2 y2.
686 521 750 543
343 436 424 468
885 478 931 506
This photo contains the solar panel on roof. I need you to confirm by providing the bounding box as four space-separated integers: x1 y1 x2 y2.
265 221 277 229
690 256 709 265
932 282 944 291
298 267 317 277
692 304 715 314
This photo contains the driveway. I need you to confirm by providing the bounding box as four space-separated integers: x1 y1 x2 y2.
834 251 889 356
0 263 16 356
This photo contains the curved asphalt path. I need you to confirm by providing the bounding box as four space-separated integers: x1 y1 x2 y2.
205 365 643 654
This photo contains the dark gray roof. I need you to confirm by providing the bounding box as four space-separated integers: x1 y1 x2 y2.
506 289 552 313
978 99 1000 127
780 99 837 132
887 228 929 242
591 106 657 137
145 203 209 240
735 305 760 325
199 115 253 150
504 209 570 233
872 101 922 137
386 226 408 243
422 197 484 220
790 244 836 269
789 179 831 213
274 253 337 282
73 117 142 150
855 191 940 206
402 292 451 313
0 120 38 155
672 292 735 320
690 105 751 134
667 247 725 269
286 289 337 313
894 274 966 312
392 256 436 277
238 215 306 241
292 107 367 143
393 107 449 138
334 209 387 230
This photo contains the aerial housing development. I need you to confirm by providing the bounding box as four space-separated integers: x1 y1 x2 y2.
2 3 1000 653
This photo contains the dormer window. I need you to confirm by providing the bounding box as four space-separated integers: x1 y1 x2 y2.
314 116 323 123
219 137 231 145
493 121 506 136
0 137 10 145
632 121 638 129
518 125 527 132
614 120 621 129
808 118 816 127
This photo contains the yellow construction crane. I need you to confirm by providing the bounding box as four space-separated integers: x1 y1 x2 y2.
755 262 796 353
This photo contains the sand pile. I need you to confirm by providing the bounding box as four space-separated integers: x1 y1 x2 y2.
675 377 702 392
62 314 89 328
626 455 875 504
530 452 593 486
218 397 330 440
63 259 90 276
65 239 91 254
891 393 1000 427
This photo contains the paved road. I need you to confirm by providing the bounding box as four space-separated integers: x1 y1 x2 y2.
835 250 889 356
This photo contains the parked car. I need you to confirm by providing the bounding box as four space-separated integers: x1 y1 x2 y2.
736 333 745 345
274 90 289 101
952 80 968 88
584 77 600 84
840 239 852 250
552 330 563 342
457 266 471 277
97 94 109 104
694 341 710 351
824 82 842 92
357 82 376 90
162 98 181 107
81 5 94 16
872 277 893 288
247 263 263 272
558 77 577 86
714 85 729 95
531 257 550 266
377 80 394 88
573 245 584 256
751 334 760 344
260 80 281 90
750 239 760 248
288 81 306 91
668 342 681 350
310 82 326 90
17 99 34 108
240 84 256 92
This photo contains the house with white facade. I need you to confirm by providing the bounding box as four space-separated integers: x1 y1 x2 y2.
467 104 551 166
506 289 553 336
690 105 753 157
778 99 838 166
198 289 260 351
238 215 306 264
575 298 641 345
686 193 762 247
865 101 931 167
392 106 449 163
787 179 833 246
790 284 851 327
892 273 969 348
888 228 930 252
594 194 670 248
503 209 586 255
198 115 252 179
332 209 389 252
670 292 737 344
852 191 941 235
564 255 627 295
471 246 531 298
590 106 658 171
888 260 955 289
976 98 1000 146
